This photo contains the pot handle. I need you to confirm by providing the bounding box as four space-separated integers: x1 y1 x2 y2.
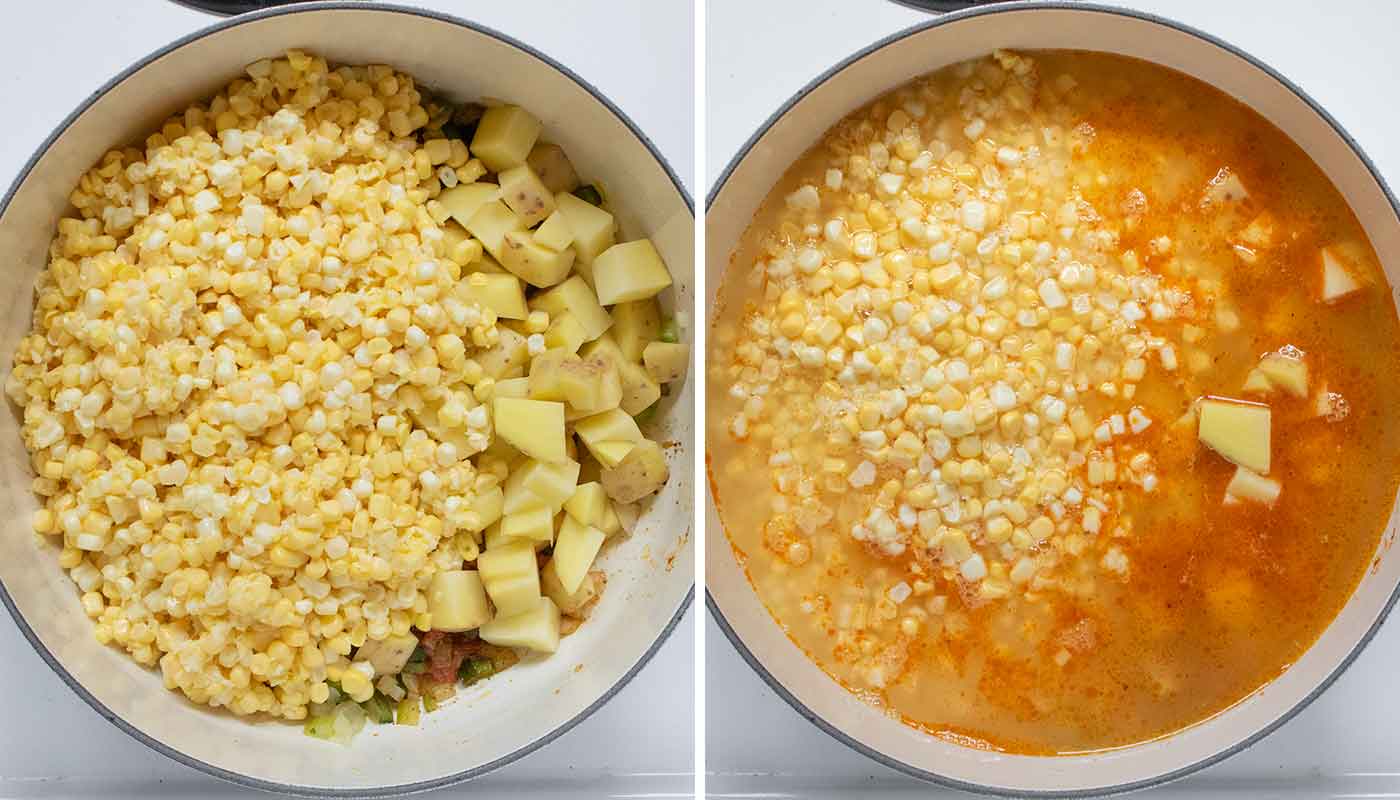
890 0 1015 11
169 0 332 16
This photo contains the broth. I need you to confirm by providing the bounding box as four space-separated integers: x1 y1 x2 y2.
708 51 1400 753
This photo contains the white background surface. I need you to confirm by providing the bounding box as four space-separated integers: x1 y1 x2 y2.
706 0 1400 797
0 1 694 798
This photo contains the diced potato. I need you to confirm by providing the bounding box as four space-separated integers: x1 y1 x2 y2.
501 230 576 288
611 299 660 361
1321 247 1363 303
544 312 588 353
1242 368 1273 395
463 485 503 532
597 500 622 536
500 507 556 546
1258 353 1307 397
493 397 566 462
466 200 526 262
575 408 643 468
531 275 611 341
498 164 556 227
1225 466 1281 507
428 570 492 632
504 457 581 511
355 633 419 675
502 481 547 516
593 239 673 305
477 540 541 617
564 482 608 526
600 438 669 504
559 355 622 415
553 516 607 594
533 210 575 252
542 560 601 615
643 341 689 383
471 105 542 172
1237 212 1275 248
1202 168 1248 206
461 272 527 320
528 348 577 401
477 326 529 379
1197 397 1270 474
464 252 507 275
438 183 502 228
554 192 616 264
493 377 529 399
527 143 580 194
479 597 560 654
618 360 661 416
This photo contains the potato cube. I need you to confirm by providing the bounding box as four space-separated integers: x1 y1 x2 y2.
466 200 526 262
493 397 566 462
527 143 580 194
1198 397 1270 473
554 192 616 264
618 360 661 416
542 559 601 615
479 597 560 653
611 299 660 361
464 485 503 532
462 272 527 320
498 164 556 227
534 210 575 252
477 326 529 379
356 633 420 675
500 506 556 546
553 516 607 595
491 378 529 399
471 105 542 172
597 500 622 536
477 540 541 617
504 458 581 512
564 481 608 526
428 570 492 632
643 341 689 383
575 408 643 468
1242 368 1273 395
1225 466 1281 507
1258 353 1307 398
528 348 578 401
600 438 669 503
438 183 502 228
464 252 507 275
544 312 589 354
560 355 623 415
531 275 612 341
501 230 575 288
593 239 673 305
1321 247 1364 303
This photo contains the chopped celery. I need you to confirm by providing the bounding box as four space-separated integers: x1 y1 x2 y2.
659 318 679 343
361 693 394 724
407 645 427 665
572 184 603 206
304 715 337 740
396 697 421 726
422 692 439 714
459 657 495 684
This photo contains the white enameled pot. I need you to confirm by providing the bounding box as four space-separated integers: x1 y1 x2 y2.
705 3 1400 795
0 3 694 796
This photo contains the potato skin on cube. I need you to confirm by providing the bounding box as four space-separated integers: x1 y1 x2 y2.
600 438 669 503
465 199 526 262
593 239 673 305
527 143 580 194
501 230 576 288
498 164 556 227
542 560 601 615
643 341 689 384
355 633 420 675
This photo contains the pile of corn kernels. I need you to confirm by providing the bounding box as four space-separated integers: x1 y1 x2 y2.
6 52 504 719
715 51 1195 645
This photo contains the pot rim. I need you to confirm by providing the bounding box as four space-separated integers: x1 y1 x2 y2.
704 2 1400 796
0 2 694 797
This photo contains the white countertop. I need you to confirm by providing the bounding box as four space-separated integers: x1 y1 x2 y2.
0 1 694 797
705 0 1400 796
